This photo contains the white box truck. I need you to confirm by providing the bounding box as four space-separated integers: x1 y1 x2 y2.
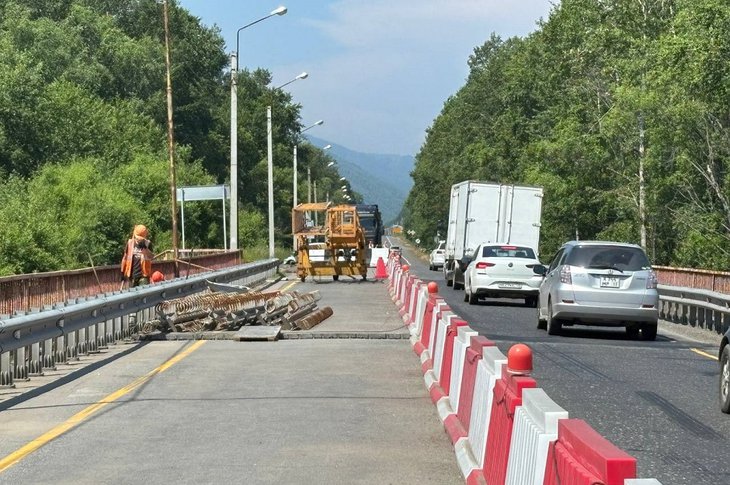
443 181 543 289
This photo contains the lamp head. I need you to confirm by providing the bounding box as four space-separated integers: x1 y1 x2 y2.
297 72 309 80
323 144 332 150
271 6 287 16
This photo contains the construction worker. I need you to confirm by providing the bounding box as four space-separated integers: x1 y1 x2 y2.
120 224 154 287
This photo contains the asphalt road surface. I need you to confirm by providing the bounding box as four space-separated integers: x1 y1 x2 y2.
388 236 729 485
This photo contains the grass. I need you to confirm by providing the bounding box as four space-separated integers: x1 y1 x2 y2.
242 245 293 262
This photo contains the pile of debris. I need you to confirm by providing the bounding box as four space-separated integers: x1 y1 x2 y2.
140 283 332 334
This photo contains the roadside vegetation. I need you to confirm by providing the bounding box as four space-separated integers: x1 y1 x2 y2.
0 0 347 275
403 0 730 269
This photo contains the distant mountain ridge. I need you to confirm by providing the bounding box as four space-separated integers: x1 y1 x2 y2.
306 136 414 224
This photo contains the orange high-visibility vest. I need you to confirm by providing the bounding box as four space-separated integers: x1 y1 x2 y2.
120 238 153 278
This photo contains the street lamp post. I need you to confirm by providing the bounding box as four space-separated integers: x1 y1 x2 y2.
267 105 275 258
277 72 308 90
294 121 324 209
230 6 287 252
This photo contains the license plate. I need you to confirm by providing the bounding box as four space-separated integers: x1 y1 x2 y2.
600 277 620 288
499 283 521 289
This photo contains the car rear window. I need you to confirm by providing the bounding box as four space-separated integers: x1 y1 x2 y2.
482 245 536 259
566 245 651 271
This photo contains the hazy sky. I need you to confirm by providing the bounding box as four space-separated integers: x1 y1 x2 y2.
179 0 555 156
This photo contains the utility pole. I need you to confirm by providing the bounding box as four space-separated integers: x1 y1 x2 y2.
230 51 238 251
307 167 312 203
313 181 318 226
639 113 646 249
267 106 275 258
162 0 179 277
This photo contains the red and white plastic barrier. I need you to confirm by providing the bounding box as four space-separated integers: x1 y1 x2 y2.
455 345 507 482
543 419 636 485
437 326 478 443
505 388 568 485
383 256 662 484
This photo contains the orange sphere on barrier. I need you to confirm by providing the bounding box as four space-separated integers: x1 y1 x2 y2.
402 265 410 272
427 281 438 293
507 343 532 375
151 271 165 283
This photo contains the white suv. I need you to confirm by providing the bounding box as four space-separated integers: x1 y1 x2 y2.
429 241 446 271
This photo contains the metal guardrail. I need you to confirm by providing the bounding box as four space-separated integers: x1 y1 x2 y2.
0 251 241 316
658 284 730 336
0 259 279 388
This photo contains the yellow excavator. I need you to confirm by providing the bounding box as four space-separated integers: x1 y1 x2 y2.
292 203 367 282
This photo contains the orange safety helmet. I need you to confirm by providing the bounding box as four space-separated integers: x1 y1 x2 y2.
151 271 165 283
133 224 149 239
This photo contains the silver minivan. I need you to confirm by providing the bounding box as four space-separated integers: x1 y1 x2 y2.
533 241 659 339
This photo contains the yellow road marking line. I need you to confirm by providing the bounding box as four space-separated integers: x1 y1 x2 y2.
280 280 298 292
0 340 206 473
691 348 718 361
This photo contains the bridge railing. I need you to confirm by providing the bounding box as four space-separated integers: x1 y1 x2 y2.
0 258 279 389
0 250 240 316
654 265 730 294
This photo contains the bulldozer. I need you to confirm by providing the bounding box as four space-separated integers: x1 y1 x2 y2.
292 203 368 282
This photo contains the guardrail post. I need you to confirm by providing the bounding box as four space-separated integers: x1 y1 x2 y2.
113 316 122 341
66 330 78 361
0 351 14 388
678 303 699 327
77 327 88 356
87 323 99 353
698 306 706 329
46 336 60 369
28 341 43 376
14 347 29 381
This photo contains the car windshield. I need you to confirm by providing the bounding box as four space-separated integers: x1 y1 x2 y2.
566 245 651 272
481 245 535 259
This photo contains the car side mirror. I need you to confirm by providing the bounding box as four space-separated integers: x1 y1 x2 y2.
532 264 547 276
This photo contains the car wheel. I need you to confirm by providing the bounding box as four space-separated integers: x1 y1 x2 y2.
446 276 453 287
641 322 657 341
720 345 730 413
468 290 478 305
626 325 640 340
546 300 562 335
525 296 537 308
429 264 434 271
333 275 339 281
300 276 306 283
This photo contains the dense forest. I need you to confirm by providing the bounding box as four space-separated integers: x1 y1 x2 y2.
404 0 730 270
0 0 350 275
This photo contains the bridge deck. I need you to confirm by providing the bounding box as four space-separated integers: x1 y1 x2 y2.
0 270 462 484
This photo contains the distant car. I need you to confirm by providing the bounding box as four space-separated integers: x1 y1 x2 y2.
720 330 730 413
389 245 402 256
429 241 446 271
283 254 296 265
463 244 542 306
533 241 658 339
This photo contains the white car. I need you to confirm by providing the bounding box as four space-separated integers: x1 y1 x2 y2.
429 241 446 271
463 244 542 306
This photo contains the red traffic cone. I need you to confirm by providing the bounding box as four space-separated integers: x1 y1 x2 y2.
375 257 388 280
